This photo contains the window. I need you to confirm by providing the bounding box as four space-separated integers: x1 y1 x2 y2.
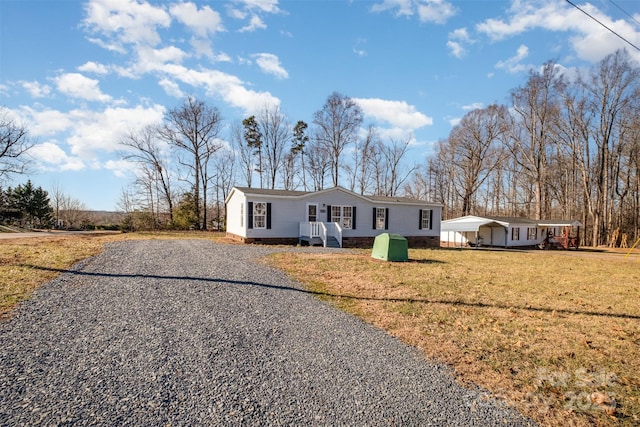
253 202 267 229
331 205 341 223
419 209 432 230
330 205 355 229
512 227 520 240
527 227 537 240
374 207 387 230
307 204 317 222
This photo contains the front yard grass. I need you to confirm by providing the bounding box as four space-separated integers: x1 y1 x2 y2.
270 248 640 427
0 231 228 319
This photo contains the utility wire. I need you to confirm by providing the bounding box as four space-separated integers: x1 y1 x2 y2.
565 0 640 52
608 0 640 28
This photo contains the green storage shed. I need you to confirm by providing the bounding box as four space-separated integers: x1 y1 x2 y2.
371 233 408 262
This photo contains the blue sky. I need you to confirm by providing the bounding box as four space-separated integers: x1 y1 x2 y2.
1 0 639 210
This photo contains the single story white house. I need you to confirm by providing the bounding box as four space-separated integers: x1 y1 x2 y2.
225 186 442 248
440 215 582 249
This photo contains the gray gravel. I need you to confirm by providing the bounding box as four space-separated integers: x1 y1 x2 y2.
0 240 535 426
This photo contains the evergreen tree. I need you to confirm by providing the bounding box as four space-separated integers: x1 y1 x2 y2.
8 180 53 228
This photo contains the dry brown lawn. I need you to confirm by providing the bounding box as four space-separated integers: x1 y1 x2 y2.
270 247 640 427
0 231 229 319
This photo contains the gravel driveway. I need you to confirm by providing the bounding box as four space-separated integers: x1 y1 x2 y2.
0 240 534 426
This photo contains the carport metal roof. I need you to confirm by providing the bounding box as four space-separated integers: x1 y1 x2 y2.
441 219 505 233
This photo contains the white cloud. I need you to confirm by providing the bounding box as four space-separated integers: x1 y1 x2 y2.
170 2 224 38
416 0 457 24
83 0 171 50
353 38 367 57
477 0 640 63
446 41 465 58
495 44 530 74
354 98 433 129
158 78 184 98
447 27 472 58
65 105 165 159
449 117 461 126
18 107 73 136
462 102 484 111
372 0 457 23
239 15 267 32
55 73 112 102
104 159 137 177
134 45 188 74
21 81 51 98
213 52 232 62
18 104 165 161
240 0 281 14
29 142 85 171
353 48 367 57
252 53 288 79
77 61 109 74
371 0 415 17
227 7 247 20
156 64 280 114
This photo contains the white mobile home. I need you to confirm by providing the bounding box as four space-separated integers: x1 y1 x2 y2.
225 186 442 248
441 215 582 249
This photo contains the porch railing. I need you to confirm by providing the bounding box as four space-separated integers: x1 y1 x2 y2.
299 221 342 247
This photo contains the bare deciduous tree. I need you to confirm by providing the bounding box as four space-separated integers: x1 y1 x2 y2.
583 50 640 245
313 92 363 187
0 107 32 180
120 125 175 224
449 105 508 216
508 61 565 220
258 105 290 189
230 120 254 188
160 97 222 230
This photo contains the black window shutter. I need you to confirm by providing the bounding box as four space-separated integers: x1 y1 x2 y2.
429 209 433 230
266 203 272 229
418 209 423 229
352 206 357 229
327 205 332 222
248 201 253 229
385 208 389 230
372 207 376 229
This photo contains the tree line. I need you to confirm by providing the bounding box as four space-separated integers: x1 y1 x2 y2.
2 49 639 244
410 49 639 247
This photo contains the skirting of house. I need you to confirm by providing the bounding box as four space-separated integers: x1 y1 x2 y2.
226 233 299 245
226 232 440 249
342 236 440 248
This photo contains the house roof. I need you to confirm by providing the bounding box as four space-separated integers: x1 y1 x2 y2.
226 186 442 207
442 215 582 232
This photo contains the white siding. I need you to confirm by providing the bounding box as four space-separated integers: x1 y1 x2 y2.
227 187 441 239
225 190 246 237
504 225 545 247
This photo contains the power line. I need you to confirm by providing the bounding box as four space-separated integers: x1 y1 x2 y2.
608 0 640 28
565 0 640 52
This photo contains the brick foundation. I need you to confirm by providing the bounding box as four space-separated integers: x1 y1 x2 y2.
342 236 440 249
226 232 299 245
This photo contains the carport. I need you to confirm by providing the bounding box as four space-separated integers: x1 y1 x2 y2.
441 219 506 248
